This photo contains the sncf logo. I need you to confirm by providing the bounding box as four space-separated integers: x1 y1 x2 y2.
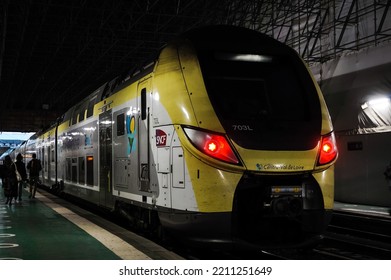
156 129 167 147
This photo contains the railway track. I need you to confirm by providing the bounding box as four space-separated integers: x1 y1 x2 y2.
317 210 391 259
262 210 391 260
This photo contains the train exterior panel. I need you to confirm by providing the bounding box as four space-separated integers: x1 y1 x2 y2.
14 26 337 249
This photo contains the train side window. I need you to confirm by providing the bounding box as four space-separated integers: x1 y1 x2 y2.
64 108 74 127
79 109 87 121
51 147 54 163
87 96 97 118
141 88 146 120
66 158 71 181
79 156 85 185
71 158 77 183
117 113 125 136
86 155 94 186
79 106 87 122
71 104 82 125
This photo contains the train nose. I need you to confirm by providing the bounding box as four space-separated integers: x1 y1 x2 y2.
271 196 303 217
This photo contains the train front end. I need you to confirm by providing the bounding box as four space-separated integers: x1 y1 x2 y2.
156 26 337 248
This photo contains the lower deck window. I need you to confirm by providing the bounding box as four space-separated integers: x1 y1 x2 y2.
86 156 94 186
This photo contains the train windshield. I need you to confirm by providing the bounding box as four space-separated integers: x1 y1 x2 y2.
198 51 322 150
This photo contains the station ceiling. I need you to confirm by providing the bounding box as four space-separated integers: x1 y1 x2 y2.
1 0 390 133
0 0 235 132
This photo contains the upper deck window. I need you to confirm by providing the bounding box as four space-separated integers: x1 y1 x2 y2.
86 96 97 118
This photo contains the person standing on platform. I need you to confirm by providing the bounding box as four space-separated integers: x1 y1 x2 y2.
27 153 42 198
14 153 28 201
3 155 18 205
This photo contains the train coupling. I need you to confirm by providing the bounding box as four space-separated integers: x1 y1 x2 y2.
270 185 303 217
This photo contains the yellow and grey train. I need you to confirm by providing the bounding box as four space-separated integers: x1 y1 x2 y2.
14 26 338 248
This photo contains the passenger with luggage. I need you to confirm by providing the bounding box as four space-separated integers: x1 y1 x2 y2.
27 153 42 198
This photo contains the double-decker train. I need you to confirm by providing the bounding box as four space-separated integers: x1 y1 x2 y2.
10 25 337 249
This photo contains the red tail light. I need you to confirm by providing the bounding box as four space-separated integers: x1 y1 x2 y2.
317 132 338 166
183 127 240 164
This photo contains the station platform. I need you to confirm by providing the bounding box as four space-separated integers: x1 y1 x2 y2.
2 182 390 260
334 201 391 217
0 185 183 260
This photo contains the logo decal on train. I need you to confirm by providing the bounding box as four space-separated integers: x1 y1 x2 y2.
126 115 136 154
256 163 305 171
156 129 167 147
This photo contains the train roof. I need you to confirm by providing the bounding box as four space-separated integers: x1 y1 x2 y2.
179 25 292 54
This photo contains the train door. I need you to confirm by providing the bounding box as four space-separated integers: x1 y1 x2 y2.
138 79 151 193
99 109 114 208
171 146 186 209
